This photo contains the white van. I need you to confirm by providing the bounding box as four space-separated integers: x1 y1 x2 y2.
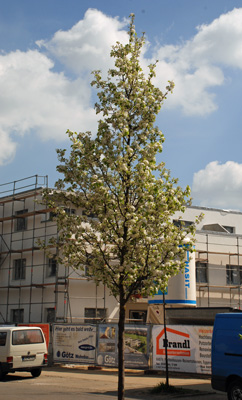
0 326 48 379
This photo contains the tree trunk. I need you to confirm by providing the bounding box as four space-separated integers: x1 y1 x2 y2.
118 296 125 400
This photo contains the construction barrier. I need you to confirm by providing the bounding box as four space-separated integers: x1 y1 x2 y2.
52 323 213 374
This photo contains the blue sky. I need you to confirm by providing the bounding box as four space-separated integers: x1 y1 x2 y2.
0 0 242 210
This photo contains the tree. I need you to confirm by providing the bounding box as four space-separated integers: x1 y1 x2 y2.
48 15 196 400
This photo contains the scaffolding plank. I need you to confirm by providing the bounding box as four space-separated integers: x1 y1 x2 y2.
0 191 42 204
0 247 40 255
197 250 242 256
0 208 55 222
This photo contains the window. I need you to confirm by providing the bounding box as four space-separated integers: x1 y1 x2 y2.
47 256 57 277
15 209 28 231
129 310 147 324
46 211 57 221
223 226 235 234
46 308 55 323
226 265 242 285
0 332 7 346
173 220 193 229
84 308 106 324
202 223 234 233
11 309 24 323
196 262 208 283
13 259 26 280
64 208 76 216
82 210 97 219
12 329 44 345
85 253 93 277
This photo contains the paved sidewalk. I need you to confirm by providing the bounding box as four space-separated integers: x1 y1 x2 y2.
46 365 224 399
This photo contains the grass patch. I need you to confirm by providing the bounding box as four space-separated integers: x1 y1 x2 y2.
150 382 186 394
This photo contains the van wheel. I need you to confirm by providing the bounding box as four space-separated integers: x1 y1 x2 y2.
31 368 42 378
228 379 242 400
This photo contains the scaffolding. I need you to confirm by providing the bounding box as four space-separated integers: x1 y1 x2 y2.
1 175 242 324
0 175 108 325
195 230 242 309
0 176 65 323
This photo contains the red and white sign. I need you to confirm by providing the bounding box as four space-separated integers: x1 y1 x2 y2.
156 327 191 357
152 325 213 374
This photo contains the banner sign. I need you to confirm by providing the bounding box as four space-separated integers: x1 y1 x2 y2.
124 325 150 368
96 324 118 367
152 325 213 374
52 323 212 373
96 324 150 369
53 324 96 364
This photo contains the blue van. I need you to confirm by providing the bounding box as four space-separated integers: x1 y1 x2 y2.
212 313 242 400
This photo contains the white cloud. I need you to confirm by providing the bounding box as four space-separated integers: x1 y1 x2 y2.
0 49 97 141
0 129 16 165
191 8 242 69
0 9 130 166
192 161 242 210
37 9 128 75
37 7 242 118
1 7 242 166
152 8 242 115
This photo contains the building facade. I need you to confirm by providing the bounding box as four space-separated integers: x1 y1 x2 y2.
1 176 242 325
180 206 242 309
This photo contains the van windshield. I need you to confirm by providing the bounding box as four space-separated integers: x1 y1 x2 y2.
12 329 44 345
0 332 7 346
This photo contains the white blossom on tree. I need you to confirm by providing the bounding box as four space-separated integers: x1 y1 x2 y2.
47 15 197 400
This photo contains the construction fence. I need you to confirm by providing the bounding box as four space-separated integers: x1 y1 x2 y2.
51 323 213 375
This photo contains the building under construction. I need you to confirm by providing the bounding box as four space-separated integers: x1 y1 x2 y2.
1 175 242 325
0 176 117 325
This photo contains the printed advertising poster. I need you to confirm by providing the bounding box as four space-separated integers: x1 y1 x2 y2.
96 324 150 368
124 326 150 368
97 324 118 367
53 324 96 364
152 325 213 374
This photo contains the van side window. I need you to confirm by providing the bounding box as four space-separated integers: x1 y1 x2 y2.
12 329 44 345
0 332 7 346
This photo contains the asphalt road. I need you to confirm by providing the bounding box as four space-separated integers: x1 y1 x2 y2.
0 367 227 400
